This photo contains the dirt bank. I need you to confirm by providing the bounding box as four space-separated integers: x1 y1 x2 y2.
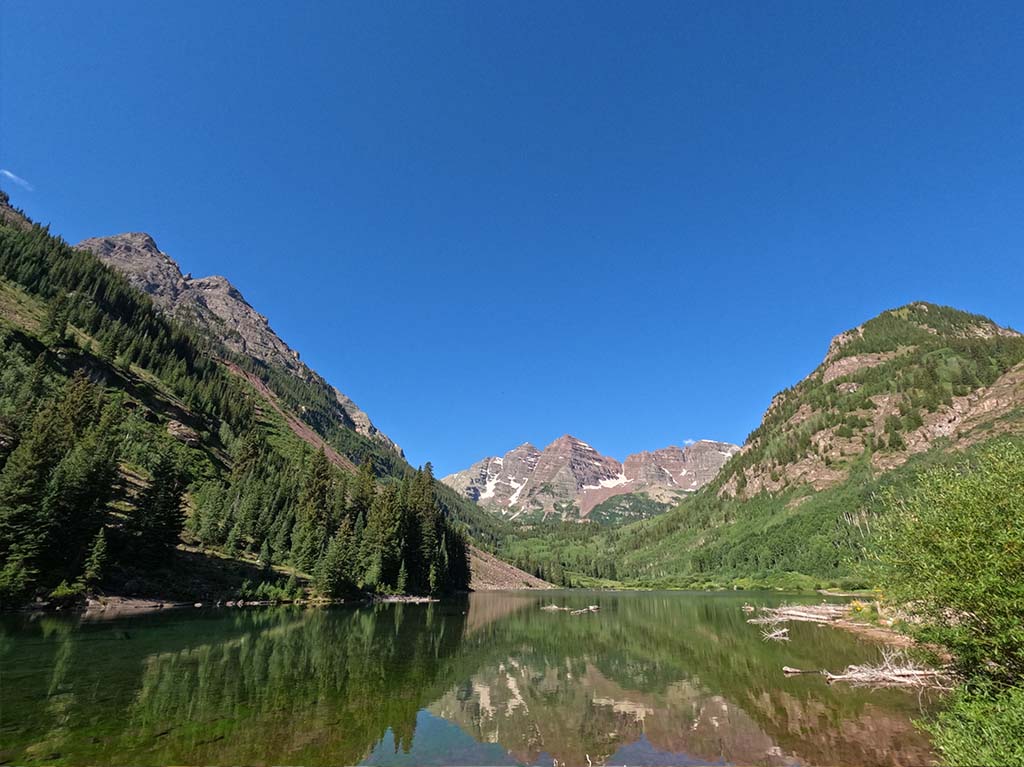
469 546 554 591
82 596 191 620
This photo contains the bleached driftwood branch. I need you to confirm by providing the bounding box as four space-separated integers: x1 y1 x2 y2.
748 603 848 625
761 625 790 642
542 604 600 615
785 649 953 689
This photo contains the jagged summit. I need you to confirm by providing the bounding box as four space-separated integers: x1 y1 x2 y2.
76 231 401 455
443 435 739 523
717 302 1024 499
822 302 1019 367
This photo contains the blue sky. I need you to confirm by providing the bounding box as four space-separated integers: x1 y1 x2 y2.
2 2 1022 475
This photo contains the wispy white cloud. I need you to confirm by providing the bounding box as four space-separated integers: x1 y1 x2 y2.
0 169 34 192
683 438 696 445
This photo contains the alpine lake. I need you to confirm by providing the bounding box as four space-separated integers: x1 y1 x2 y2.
0 591 936 766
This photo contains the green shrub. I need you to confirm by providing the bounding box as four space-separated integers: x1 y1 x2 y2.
48 579 85 606
922 682 1024 767
871 440 1024 683
0 557 34 604
767 571 821 591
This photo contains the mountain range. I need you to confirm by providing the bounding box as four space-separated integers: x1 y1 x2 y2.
717 302 1023 499
0 190 540 602
443 436 739 523
75 232 401 455
554 301 1024 588
3 185 1024 600
66 225 744 530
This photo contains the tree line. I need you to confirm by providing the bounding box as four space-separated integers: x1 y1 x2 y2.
0 370 188 601
0 318 470 604
190 444 470 597
0 204 470 604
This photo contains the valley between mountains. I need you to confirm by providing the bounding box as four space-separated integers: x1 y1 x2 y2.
2 187 1023 604
7 8 1024 764
3 187 1024 767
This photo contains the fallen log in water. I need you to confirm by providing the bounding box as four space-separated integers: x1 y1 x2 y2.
784 649 953 689
825 667 949 685
748 603 849 625
782 666 821 675
542 604 600 614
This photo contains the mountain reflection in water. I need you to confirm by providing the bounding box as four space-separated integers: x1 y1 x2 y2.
0 591 936 766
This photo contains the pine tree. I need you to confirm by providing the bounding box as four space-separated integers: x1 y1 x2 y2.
410 466 437 593
331 474 348 530
54 372 102 448
43 293 71 346
284 573 301 600
335 516 357 586
127 450 185 562
259 538 273 570
13 353 48 423
444 529 471 592
83 528 108 586
0 556 35 601
349 459 376 522
314 535 352 598
192 481 227 544
0 405 64 565
39 441 116 574
224 524 241 555
396 559 408 594
291 449 332 572
230 429 263 482
362 486 402 591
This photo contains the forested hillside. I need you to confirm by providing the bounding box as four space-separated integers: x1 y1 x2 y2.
719 302 1024 496
0 190 482 605
497 304 1024 589
5 185 1020 604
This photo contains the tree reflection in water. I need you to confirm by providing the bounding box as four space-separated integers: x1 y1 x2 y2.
0 592 936 766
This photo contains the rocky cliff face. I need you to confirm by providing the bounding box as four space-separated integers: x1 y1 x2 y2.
443 435 739 522
715 302 1024 500
0 189 31 231
76 233 401 454
623 443 739 488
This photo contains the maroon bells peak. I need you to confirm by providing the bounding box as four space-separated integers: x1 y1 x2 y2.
442 435 739 523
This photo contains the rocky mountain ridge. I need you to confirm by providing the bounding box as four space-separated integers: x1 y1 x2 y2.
75 232 401 454
1 188 521 598
443 435 739 523
715 302 1024 499
577 302 1024 589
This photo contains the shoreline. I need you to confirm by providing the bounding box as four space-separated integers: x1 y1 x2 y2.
747 601 929 652
831 615 917 648
19 589 923 646
14 592 449 619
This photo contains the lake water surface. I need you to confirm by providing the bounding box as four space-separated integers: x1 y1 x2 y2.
0 591 936 766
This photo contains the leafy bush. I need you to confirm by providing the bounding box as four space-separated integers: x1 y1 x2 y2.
48 579 85 606
871 440 1024 683
871 440 1024 765
237 578 300 602
921 682 1024 767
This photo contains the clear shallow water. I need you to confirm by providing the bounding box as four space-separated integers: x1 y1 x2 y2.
0 591 936 766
